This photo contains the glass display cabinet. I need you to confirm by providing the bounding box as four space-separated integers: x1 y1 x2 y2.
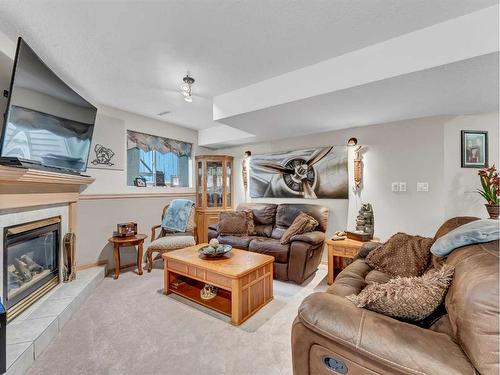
195 155 234 243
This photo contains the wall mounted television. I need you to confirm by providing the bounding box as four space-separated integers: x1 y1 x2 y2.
0 37 97 174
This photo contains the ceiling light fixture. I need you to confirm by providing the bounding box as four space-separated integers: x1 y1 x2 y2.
181 74 195 102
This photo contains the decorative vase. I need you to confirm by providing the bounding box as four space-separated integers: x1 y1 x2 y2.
485 204 499 219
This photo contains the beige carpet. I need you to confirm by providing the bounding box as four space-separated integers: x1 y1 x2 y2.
26 264 328 375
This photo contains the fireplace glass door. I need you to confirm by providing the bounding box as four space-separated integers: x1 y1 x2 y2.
4 221 59 312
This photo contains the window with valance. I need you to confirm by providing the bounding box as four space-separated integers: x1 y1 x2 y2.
126 130 192 187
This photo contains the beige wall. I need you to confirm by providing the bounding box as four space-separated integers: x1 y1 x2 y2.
76 105 207 268
76 196 190 269
443 113 500 218
82 104 204 195
213 112 499 242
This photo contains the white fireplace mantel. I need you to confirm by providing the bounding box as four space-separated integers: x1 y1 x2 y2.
0 165 95 211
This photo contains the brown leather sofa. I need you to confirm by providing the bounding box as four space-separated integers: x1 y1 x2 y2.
208 203 329 284
292 217 499 375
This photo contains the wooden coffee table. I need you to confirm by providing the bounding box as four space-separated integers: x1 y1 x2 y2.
163 244 274 325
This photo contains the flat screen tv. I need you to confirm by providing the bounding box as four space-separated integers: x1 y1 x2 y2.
0 37 96 174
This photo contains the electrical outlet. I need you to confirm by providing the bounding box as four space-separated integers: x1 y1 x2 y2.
391 182 399 192
417 182 429 192
399 182 407 192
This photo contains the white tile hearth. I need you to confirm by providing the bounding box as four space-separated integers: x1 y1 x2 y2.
6 266 104 375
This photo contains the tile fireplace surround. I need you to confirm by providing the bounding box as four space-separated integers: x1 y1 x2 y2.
1 207 67 320
0 165 96 374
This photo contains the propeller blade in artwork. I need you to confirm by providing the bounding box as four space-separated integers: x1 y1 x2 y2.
252 161 294 175
306 146 333 167
302 180 317 199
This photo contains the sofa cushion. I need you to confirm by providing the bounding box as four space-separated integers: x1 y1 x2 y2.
218 211 248 236
237 203 277 225
275 204 329 232
271 227 286 240
217 235 255 250
280 212 318 244
327 258 371 297
366 232 433 277
254 224 273 237
364 269 391 284
346 264 455 321
248 238 290 263
148 235 196 251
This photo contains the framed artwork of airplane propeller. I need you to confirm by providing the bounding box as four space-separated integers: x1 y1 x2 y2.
249 146 348 199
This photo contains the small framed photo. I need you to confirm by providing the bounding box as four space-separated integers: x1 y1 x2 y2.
134 177 147 187
461 130 488 168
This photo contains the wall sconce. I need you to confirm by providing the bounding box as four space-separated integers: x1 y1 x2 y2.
347 137 358 146
242 151 251 194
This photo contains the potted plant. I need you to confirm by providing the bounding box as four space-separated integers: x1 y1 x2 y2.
478 165 499 219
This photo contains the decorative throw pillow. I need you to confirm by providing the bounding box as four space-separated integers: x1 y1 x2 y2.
346 264 454 321
280 212 318 245
239 208 256 235
365 233 434 277
218 211 248 237
431 218 500 257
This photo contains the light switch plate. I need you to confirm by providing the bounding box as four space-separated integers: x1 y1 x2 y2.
399 182 407 192
391 182 399 192
417 182 429 192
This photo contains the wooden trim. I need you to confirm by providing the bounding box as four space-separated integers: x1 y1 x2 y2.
76 259 108 271
0 192 79 209
7 216 61 235
79 192 196 200
0 165 95 185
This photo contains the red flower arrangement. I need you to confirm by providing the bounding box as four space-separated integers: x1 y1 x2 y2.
478 165 499 205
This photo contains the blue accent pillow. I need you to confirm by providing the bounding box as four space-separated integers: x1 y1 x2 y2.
431 219 500 257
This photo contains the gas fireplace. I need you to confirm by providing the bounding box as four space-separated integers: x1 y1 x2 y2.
3 217 60 321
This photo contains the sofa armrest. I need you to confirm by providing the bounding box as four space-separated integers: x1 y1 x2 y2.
356 241 380 258
208 223 219 232
290 231 325 245
296 292 475 375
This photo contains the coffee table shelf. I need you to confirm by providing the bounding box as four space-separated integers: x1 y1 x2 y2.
163 244 274 325
168 274 232 316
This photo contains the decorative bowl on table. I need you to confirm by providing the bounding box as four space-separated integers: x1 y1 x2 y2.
198 244 232 258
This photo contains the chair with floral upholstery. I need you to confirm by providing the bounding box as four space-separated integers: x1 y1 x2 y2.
147 201 197 272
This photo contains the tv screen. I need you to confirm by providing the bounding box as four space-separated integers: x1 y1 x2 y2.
0 38 96 173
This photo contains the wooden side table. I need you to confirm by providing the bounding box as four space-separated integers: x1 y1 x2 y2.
326 238 369 285
108 234 147 279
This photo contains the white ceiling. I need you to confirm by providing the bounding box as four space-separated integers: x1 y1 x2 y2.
0 0 497 132
218 53 499 143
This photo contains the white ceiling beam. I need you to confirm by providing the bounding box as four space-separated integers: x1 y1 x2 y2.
198 124 255 147
213 5 499 121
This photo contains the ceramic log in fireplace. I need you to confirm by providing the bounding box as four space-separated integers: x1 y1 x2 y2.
3 217 60 321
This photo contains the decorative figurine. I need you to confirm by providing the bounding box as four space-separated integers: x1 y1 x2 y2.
353 145 362 190
355 203 374 235
200 284 218 300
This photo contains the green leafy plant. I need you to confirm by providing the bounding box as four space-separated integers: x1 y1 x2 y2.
478 165 499 205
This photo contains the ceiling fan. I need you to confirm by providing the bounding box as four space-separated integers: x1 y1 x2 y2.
252 146 333 198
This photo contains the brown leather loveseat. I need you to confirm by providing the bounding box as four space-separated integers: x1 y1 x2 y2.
208 203 329 284
292 217 499 375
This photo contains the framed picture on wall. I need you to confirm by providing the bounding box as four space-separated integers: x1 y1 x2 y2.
461 130 488 168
